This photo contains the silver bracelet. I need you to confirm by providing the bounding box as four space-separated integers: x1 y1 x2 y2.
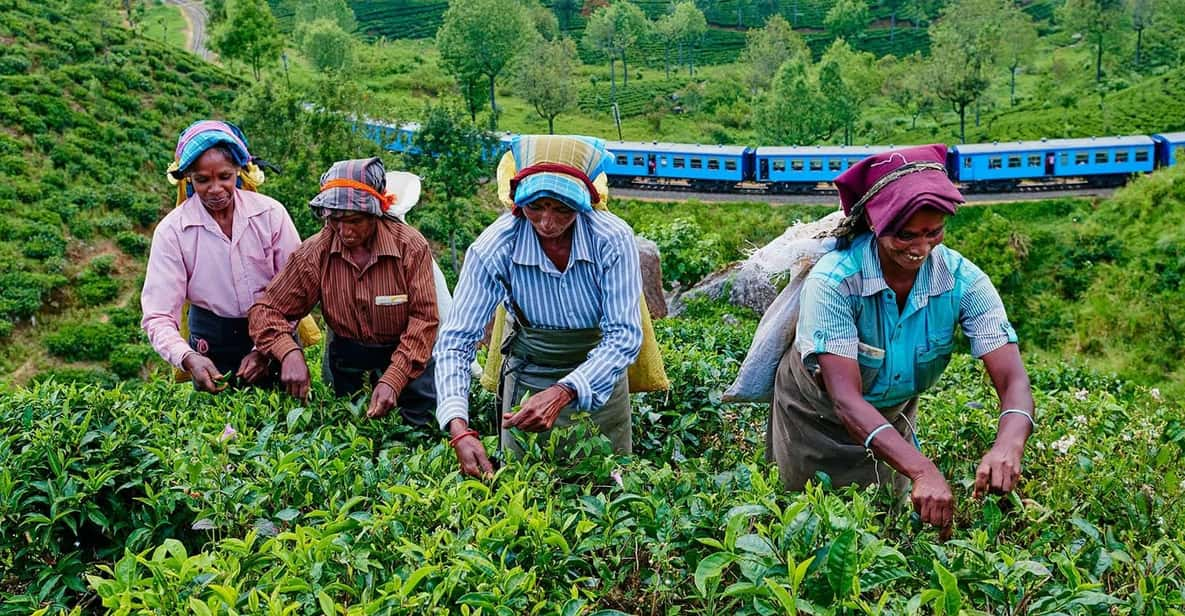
863 423 894 449
999 409 1035 429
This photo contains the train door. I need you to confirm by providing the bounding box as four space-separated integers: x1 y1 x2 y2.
1045 152 1055 176
759 158 769 180
647 154 657 176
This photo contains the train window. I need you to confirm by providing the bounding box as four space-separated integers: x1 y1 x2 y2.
1060 153 1069 166
1115 151 1129 163
988 157 1002 169
773 160 786 171
1028 155 1041 167
828 159 842 171
809 159 823 171
1007 156 1021 168
1095 152 1109 164
707 159 720 170
964 158 972 169
1075 153 1089 165
725 160 737 171
633 156 644 166
1135 150 1150 162
848 159 860 167
673 157 685 168
616 155 628 165
791 160 804 171
690 158 703 169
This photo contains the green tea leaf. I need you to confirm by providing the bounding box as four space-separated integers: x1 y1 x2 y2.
825 528 858 599
694 552 735 596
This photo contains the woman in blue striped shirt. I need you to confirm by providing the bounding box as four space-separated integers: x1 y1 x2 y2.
770 144 1035 537
434 135 643 477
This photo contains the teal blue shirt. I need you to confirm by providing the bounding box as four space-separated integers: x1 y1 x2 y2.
796 233 1017 408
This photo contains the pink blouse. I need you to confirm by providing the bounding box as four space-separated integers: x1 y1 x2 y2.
141 189 301 368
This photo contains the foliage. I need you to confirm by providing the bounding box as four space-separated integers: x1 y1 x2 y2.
754 56 826 145
824 0 872 40
514 37 580 134
292 0 356 32
581 0 650 97
436 0 534 127
925 0 1003 143
44 322 126 362
1057 0 1128 83
738 13 809 94
297 17 356 73
639 217 725 290
210 0 284 80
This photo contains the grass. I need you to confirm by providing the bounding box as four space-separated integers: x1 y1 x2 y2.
141 2 189 51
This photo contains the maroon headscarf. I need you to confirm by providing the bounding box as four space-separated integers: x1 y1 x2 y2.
834 144 963 238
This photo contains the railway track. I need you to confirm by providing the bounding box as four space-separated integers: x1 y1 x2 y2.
614 184 1117 206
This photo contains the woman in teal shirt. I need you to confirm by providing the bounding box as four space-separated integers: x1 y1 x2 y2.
769 144 1035 536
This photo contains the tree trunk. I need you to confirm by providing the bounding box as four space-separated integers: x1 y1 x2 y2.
621 49 628 88
1095 33 1103 83
609 56 617 103
548 115 555 134
1010 65 1017 106
1135 28 1143 67
488 73 498 128
975 98 980 128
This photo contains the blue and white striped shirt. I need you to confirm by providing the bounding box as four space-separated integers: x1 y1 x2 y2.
796 232 1017 408
434 211 643 430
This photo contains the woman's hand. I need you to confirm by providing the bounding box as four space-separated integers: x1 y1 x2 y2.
366 382 397 418
236 350 270 384
912 465 954 538
449 420 494 478
502 385 574 432
973 440 1024 498
182 353 227 393
279 349 310 401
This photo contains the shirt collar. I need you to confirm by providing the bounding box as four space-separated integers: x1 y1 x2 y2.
856 233 956 301
511 214 595 271
178 189 267 229
328 218 403 258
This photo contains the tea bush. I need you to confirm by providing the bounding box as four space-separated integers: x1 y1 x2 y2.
44 322 125 362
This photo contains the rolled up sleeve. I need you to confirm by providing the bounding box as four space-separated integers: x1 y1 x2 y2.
795 276 858 372
959 273 1018 357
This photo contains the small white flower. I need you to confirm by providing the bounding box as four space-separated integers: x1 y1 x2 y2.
1178 479 1185 492
1150 388 1162 401
1074 389 1089 401
1051 434 1076 454
1122 433 1132 441
1073 415 1088 426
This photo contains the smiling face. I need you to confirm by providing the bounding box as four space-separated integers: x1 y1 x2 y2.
521 197 578 240
187 147 239 214
326 211 378 249
876 208 948 275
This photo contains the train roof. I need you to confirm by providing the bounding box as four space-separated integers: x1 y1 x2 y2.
605 141 750 156
754 145 895 156
954 136 1155 154
1153 132 1185 142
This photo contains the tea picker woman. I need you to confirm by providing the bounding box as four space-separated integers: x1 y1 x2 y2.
433 135 654 477
249 158 439 424
141 120 302 393
768 144 1036 533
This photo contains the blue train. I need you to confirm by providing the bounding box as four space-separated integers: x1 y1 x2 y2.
364 119 1185 194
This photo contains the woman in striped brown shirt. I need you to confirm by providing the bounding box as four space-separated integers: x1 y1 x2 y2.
248 158 439 424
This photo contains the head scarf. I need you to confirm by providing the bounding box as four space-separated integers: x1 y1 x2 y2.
832 144 963 239
503 135 613 213
165 120 266 205
309 157 395 218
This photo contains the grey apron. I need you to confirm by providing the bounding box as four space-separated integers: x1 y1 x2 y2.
497 322 632 458
767 347 917 493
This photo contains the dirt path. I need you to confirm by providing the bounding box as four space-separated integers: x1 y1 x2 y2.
164 0 212 60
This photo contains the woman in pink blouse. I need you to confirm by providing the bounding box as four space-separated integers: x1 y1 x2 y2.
141 120 301 393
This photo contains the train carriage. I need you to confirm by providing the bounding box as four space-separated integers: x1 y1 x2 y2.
1152 132 1185 168
604 142 752 191
951 137 1156 191
753 145 894 192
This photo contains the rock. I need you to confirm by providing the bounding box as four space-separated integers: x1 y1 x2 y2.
635 236 667 319
668 262 778 316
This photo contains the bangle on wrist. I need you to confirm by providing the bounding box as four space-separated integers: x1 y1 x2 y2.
449 429 479 448
863 423 894 450
999 409 1035 429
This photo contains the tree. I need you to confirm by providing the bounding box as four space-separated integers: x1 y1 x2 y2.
739 14 810 94
582 1 649 101
671 0 707 76
824 0 870 40
880 53 936 129
210 0 283 80
404 105 496 273
996 6 1038 105
925 0 1003 142
299 18 354 73
526 0 561 40
437 0 534 129
1058 0 1127 83
817 39 880 144
291 0 355 32
754 58 826 145
734 0 752 27
553 0 580 30
516 38 579 134
1129 0 1155 67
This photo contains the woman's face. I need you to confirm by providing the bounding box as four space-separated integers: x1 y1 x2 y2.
876 208 948 274
522 197 578 240
188 148 239 214
327 211 378 249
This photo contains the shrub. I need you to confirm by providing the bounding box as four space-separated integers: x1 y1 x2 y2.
94 213 133 236
107 307 143 330
21 230 67 259
30 367 119 388
76 275 120 307
89 254 117 276
44 322 123 361
639 217 725 290
115 231 149 256
0 318 12 339
109 343 153 379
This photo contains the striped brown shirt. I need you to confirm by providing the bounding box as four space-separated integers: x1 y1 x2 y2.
248 218 438 394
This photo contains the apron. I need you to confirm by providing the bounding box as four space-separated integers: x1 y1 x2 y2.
496 318 632 458
187 304 275 386
767 347 917 493
321 328 437 426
